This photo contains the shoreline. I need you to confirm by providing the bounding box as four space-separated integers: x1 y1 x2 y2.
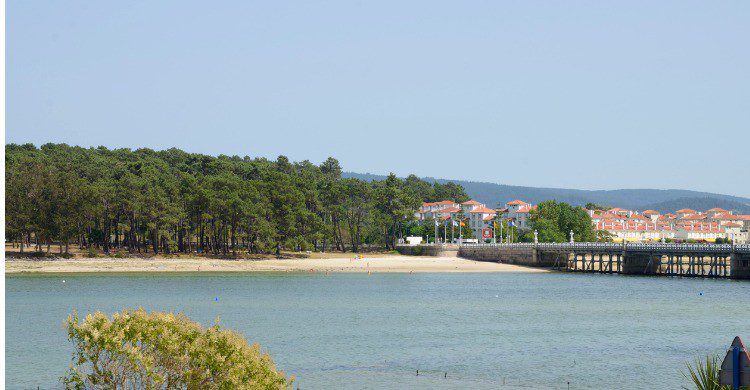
4 254 547 274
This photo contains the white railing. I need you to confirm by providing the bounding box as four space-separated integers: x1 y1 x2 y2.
398 243 459 247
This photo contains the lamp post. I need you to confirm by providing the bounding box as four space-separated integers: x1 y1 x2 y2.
434 216 438 244
443 220 447 243
451 218 454 244
499 217 503 244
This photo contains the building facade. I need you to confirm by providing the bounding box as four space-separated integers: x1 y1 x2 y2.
590 207 750 243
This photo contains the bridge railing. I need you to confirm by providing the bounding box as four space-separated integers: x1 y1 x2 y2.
458 242 750 253
396 243 459 248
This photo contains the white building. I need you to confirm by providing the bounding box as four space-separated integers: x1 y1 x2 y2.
416 200 460 221
416 199 497 241
674 223 726 242
501 200 535 230
592 206 750 243
468 206 497 240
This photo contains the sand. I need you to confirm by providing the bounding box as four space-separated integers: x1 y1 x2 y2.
4 254 547 274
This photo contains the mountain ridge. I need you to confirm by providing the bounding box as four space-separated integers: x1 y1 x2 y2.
343 172 750 213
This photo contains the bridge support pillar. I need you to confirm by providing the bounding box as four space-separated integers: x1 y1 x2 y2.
621 253 660 275
730 252 750 280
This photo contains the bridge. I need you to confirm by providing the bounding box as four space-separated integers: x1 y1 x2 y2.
397 242 750 279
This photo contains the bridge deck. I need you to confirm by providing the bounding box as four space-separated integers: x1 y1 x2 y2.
451 242 750 279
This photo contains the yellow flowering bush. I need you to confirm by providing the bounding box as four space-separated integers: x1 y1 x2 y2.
62 308 291 389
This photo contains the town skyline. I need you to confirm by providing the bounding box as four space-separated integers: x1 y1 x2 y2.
418 197 750 244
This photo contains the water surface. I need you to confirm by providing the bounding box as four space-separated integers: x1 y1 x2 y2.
6 272 749 389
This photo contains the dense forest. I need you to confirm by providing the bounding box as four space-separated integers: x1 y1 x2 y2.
5 143 469 255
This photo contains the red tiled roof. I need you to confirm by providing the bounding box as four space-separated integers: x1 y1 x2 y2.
594 221 667 231
461 200 481 205
507 199 529 205
679 225 722 232
707 207 727 212
470 207 497 214
422 200 456 206
724 222 741 228
592 213 619 220
437 207 461 213
641 210 659 215
676 208 696 213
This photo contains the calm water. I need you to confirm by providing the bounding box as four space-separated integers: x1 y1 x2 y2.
5 272 749 389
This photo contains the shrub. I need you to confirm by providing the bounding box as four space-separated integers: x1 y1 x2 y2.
62 308 291 389
683 354 730 390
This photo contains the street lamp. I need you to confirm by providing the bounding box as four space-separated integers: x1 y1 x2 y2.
434 216 439 244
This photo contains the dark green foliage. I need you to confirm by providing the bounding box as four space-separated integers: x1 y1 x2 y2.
526 200 596 243
596 230 616 242
585 203 612 211
6 144 449 254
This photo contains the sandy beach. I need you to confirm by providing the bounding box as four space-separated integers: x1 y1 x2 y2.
4 254 547 274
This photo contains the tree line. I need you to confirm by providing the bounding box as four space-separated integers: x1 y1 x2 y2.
6 143 469 255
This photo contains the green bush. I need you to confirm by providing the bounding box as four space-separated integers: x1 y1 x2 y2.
683 355 730 390
62 308 291 389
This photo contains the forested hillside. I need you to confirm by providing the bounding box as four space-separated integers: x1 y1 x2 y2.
345 173 750 213
5 144 469 255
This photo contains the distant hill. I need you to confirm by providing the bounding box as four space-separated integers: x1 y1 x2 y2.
343 172 750 213
640 197 750 214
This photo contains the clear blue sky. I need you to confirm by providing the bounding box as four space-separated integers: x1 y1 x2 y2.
7 1 750 197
